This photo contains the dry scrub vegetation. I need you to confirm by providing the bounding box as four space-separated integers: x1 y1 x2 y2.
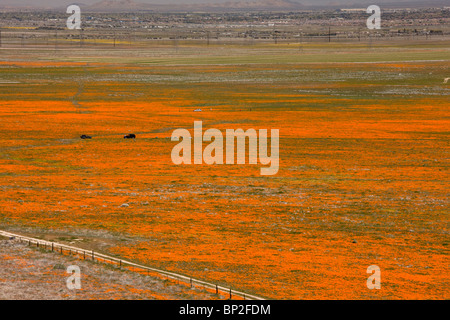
0 238 222 300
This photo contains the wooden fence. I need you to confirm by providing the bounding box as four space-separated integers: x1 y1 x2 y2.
0 229 265 300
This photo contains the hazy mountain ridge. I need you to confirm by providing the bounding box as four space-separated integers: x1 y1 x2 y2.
83 0 304 12
1 0 449 12
83 0 450 12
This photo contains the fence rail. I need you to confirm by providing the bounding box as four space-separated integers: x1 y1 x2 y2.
0 229 265 301
0 28 448 50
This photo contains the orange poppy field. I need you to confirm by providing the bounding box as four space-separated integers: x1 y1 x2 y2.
0 41 448 299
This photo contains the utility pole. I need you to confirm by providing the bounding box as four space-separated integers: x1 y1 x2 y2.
174 32 179 52
0 29 2 48
299 31 303 52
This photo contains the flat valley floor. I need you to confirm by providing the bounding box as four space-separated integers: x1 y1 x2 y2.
0 40 448 299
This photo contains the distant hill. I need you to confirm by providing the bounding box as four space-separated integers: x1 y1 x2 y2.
82 0 450 12
1 0 449 13
83 0 305 12
182 0 305 12
85 0 155 12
